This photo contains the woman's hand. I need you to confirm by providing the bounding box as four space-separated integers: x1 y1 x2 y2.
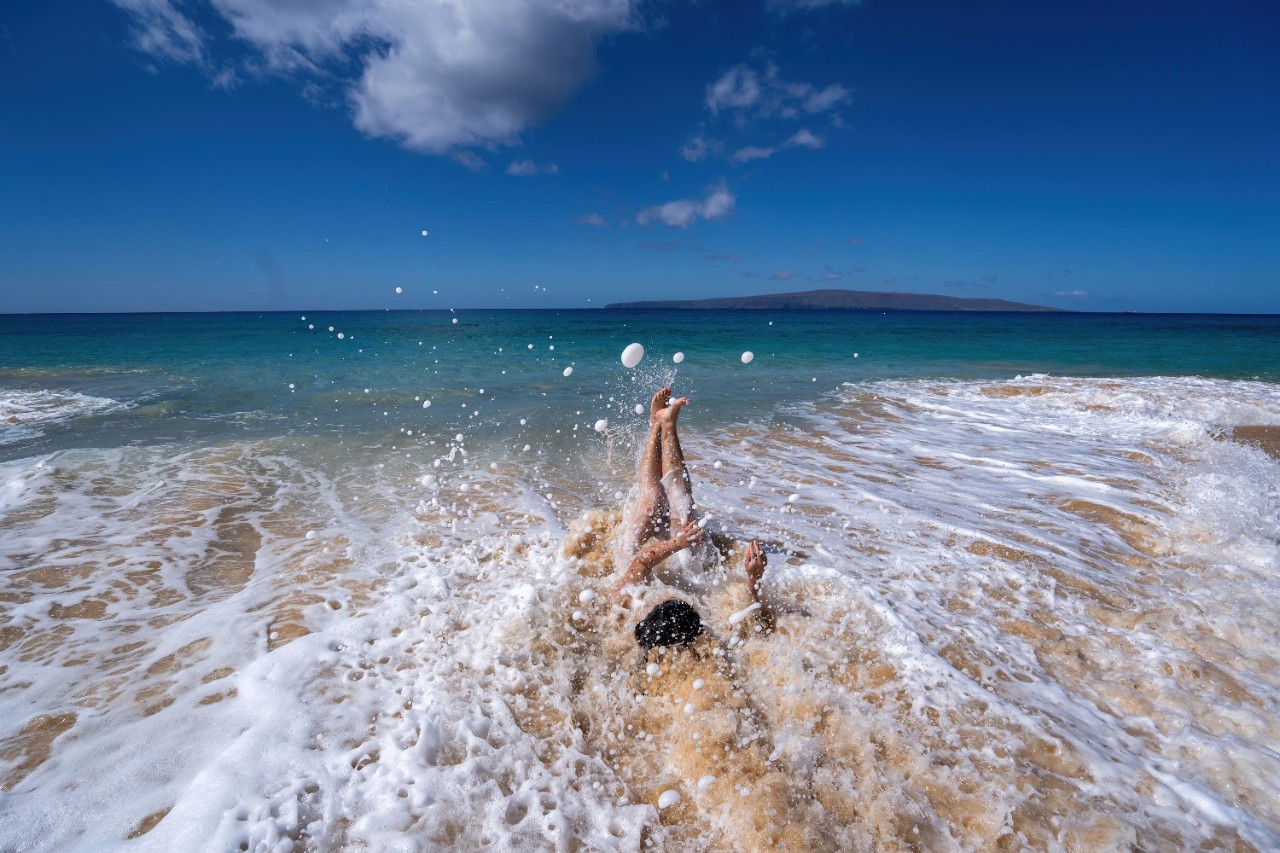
672 518 706 549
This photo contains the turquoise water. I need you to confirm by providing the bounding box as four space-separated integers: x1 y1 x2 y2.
3 309 1280 851
2 310 1276 459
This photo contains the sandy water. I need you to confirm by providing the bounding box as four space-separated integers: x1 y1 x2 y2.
1 311 1279 851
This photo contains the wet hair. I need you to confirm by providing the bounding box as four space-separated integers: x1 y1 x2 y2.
635 598 703 649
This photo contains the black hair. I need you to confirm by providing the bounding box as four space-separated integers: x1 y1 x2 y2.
635 598 703 649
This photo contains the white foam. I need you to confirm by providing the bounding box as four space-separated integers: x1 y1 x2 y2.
740 351 753 364
3 375 1278 851
0 389 127 445
621 343 644 369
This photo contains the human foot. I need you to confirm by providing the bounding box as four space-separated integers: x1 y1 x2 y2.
745 540 767 598
650 387 671 422
656 395 689 426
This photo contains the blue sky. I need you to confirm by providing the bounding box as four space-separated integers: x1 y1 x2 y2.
1 0 1277 313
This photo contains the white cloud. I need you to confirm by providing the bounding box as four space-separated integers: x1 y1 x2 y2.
704 61 850 123
577 212 608 227
770 269 798 281
766 0 863 14
803 85 851 113
507 159 559 176
679 135 710 162
784 128 824 149
705 65 762 114
730 128 822 164
1054 290 1089 298
110 0 641 157
112 0 205 63
637 181 736 229
733 145 775 163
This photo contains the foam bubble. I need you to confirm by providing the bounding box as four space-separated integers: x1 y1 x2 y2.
395 286 403 294
594 419 608 433
422 400 431 409
740 351 754 364
621 343 645 369
673 352 685 364
658 790 681 809
563 367 574 377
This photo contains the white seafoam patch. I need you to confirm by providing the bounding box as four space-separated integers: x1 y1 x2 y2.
0 389 127 445
0 375 1277 851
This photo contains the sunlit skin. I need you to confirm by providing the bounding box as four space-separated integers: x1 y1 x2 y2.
613 387 770 624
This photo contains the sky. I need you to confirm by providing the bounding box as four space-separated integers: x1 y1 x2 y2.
1 0 1277 314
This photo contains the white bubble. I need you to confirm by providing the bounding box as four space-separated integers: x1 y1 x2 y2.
634 404 644 415
563 367 574 377
452 318 458 324
692 679 705 690
594 419 608 433
433 289 438 294
578 589 596 603
308 324 314 329
422 400 431 408
673 351 685 364
854 352 859 358
657 790 680 810
697 775 716 790
740 351 754 364
337 332 345 340
527 343 534 350
522 444 531 452
621 342 645 368
288 383 295 389
395 286 403 294
519 418 527 425
304 530 316 540
646 663 660 676
788 493 800 503
328 326 335 332
421 230 428 236
713 460 722 469
455 433 464 442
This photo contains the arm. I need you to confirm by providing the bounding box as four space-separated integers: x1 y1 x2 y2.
744 540 775 632
612 519 705 606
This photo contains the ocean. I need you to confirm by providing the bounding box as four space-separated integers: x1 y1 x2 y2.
1 309 1278 851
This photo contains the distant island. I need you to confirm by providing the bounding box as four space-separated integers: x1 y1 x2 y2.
603 288 1063 313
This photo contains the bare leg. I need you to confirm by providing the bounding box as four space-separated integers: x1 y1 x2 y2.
622 388 672 555
657 395 696 526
